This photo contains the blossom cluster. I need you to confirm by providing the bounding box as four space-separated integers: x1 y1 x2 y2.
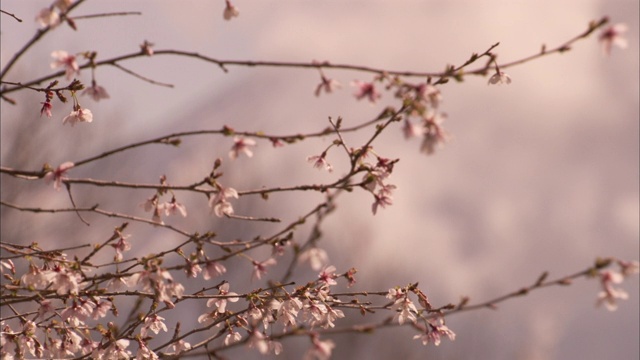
1 4 636 359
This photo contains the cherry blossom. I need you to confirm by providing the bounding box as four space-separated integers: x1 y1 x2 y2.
488 71 512 85
209 185 239 217
206 283 239 314
304 334 335 360
101 339 132 359
252 258 277 281
323 306 344 328
135 340 159 360
403 119 423 139
140 40 154 56
318 265 338 286
617 260 639 277
315 75 341 97
421 113 449 155
44 161 74 191
62 107 93 126
223 0 240 20
371 184 396 215
55 0 74 12
248 331 270 354
90 298 112 320
415 83 442 108
21 264 53 289
110 234 131 262
224 330 242 346
351 80 381 103
82 83 110 101
307 153 333 172
140 314 168 337
185 259 202 278
299 247 329 271
596 270 629 311
229 136 256 159
599 23 628 56
50 51 80 80
40 101 53 117
203 260 227 280
36 8 60 28
61 300 94 326
163 197 188 217
414 317 456 346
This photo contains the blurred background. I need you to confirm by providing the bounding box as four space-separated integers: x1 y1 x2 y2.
1 1 638 359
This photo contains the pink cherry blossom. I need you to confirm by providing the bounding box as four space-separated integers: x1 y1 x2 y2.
54 0 74 12
596 270 629 311
62 107 93 126
323 306 344 328
599 23 628 56
82 83 110 101
421 114 449 155
206 282 239 313
252 258 277 281
307 153 333 172
136 340 159 360
110 234 131 262
141 314 168 337
488 71 512 85
371 184 396 215
304 334 335 360
36 8 60 28
223 0 240 20
393 296 418 325
403 119 424 139
163 197 188 217
44 161 74 191
229 136 256 159
50 50 80 80
203 260 227 280
299 247 329 271
40 101 53 117
140 40 154 56
315 75 341 97
209 186 239 217
351 80 381 103
414 317 456 346
90 298 112 320
224 330 242 346
415 83 442 108
248 331 270 355
318 265 338 286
